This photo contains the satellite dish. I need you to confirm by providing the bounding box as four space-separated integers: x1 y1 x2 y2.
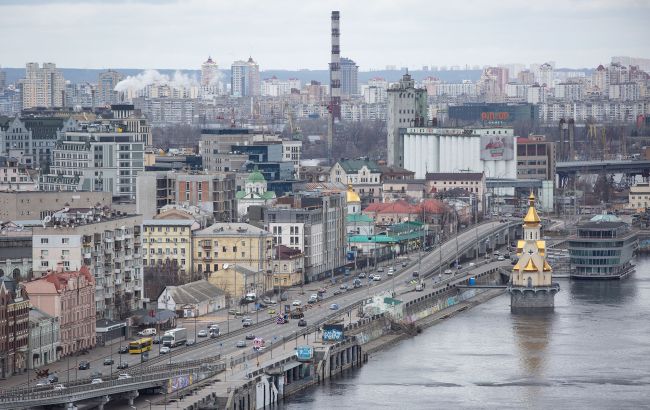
223 263 229 270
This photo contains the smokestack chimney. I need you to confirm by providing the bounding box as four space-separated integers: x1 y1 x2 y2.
328 10 341 165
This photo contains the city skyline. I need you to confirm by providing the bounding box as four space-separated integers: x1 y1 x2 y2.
0 0 648 70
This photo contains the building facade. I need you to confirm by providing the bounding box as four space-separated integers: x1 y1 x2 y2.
231 57 260 97
629 182 650 211
516 136 556 180
0 277 29 378
27 306 60 369
340 57 359 97
330 159 382 205
22 63 65 109
23 266 96 356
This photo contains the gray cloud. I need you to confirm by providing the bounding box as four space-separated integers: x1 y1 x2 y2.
0 0 648 70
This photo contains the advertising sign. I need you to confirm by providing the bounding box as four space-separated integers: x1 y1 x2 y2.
480 135 514 161
346 251 356 261
296 345 314 361
167 375 192 393
322 324 344 342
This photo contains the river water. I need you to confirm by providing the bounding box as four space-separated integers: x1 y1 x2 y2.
281 256 650 409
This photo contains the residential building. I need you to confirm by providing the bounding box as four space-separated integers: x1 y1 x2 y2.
264 191 346 282
23 266 95 356
402 127 517 181
192 222 271 278
22 63 65 109
135 170 236 221
0 277 29 378
568 214 637 279
0 191 111 221
362 199 448 230
282 140 302 177
39 123 145 200
133 97 197 126
535 63 554 88
0 157 38 191
269 245 304 290
387 72 428 167
231 57 260 97
31 207 143 320
628 182 650 211
97 70 123 106
425 172 485 199
200 56 220 95
157 280 226 318
207 264 268 304
330 159 382 205
340 57 359 97
200 128 278 171
538 100 650 123
516 136 556 180
0 222 33 281
27 306 60 369
236 169 276 217
382 179 428 202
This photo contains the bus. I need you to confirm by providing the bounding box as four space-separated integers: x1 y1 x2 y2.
128 337 153 354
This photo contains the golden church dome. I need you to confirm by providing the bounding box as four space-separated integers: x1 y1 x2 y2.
523 191 541 225
346 184 360 203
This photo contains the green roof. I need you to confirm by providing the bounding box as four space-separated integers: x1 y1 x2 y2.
383 297 403 306
247 169 266 183
236 190 276 200
348 230 423 243
338 159 380 173
346 213 374 223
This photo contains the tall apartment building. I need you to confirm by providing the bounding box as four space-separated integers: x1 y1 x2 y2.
40 123 145 200
97 70 123 106
136 170 236 221
31 207 143 320
535 63 554 88
231 57 260 97
387 72 428 167
201 56 219 87
340 57 359 97
22 63 65 109
263 191 346 282
0 277 29 378
24 266 95 357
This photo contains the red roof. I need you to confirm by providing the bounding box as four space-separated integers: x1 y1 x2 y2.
44 265 94 292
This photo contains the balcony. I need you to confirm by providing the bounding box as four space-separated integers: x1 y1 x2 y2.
83 252 92 259
124 253 133 260
133 253 141 259
114 268 121 274
115 279 122 286
104 237 113 243
201 241 212 248
124 276 132 282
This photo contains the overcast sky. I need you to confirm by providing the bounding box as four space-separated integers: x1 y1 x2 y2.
1 0 648 71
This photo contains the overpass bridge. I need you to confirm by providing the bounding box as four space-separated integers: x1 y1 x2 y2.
557 159 650 177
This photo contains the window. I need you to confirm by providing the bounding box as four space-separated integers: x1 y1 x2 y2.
40 238 49 244
62 238 69 244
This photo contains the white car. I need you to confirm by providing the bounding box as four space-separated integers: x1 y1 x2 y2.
198 329 208 337
497 256 505 261
444 269 453 275
292 300 302 307
387 270 394 276
90 378 103 385
160 346 171 354
53 384 66 391
373 275 381 281
36 380 50 387
117 373 132 380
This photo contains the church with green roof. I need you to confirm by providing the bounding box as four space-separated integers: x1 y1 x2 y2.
236 168 276 217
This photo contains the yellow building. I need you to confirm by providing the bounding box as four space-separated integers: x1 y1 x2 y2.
142 215 197 280
192 222 272 278
208 265 269 304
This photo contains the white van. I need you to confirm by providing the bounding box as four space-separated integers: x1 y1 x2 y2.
137 328 157 336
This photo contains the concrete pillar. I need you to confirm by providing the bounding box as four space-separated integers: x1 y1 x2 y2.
126 390 139 406
97 396 109 410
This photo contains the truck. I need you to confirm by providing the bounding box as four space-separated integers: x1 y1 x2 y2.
162 328 187 347
290 307 304 319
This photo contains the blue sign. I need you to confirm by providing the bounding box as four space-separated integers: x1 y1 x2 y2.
296 345 314 361
346 251 356 261
322 324 344 342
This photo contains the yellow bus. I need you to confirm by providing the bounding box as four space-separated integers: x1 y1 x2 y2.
128 337 153 354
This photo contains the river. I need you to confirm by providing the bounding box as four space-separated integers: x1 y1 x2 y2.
280 256 650 409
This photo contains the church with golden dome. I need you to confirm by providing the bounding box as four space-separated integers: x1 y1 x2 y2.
507 192 560 311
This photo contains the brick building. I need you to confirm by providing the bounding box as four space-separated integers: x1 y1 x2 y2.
0 277 30 378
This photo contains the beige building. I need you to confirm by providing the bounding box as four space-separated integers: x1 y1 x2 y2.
143 219 195 279
0 191 111 221
208 265 269 304
425 172 485 212
22 62 65 109
269 245 304 290
629 183 650 211
192 222 272 278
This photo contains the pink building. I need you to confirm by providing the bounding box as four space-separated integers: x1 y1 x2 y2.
24 266 96 356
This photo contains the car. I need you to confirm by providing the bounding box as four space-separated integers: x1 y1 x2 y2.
484 254 491 259
505 213 513 218
339 284 348 290
117 373 132 380
78 361 90 370
160 346 171 354
504 253 511 259
377 267 384 272
280 292 289 301
186 339 196 346
330 303 339 310
118 346 128 354
298 319 307 327
373 275 381 281
47 374 59 383
36 379 50 387
318 288 327 294
90 378 103 385
152 336 161 344
255 346 267 352
357 272 366 279
269 299 277 305
263 296 272 304
198 329 208 338
494 251 500 256
402 262 408 267
116 362 129 370
388 267 395 275
267 308 276 315
103 358 114 366
292 300 302 307
444 269 452 275
242 319 253 327
412 271 420 278
228 309 237 315
90 371 102 379
244 333 256 340
53 384 66 391
469 262 475 267
236 340 246 348
333 290 342 295
497 256 505 261
456 264 463 269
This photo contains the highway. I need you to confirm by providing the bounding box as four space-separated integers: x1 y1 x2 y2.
3 220 515 393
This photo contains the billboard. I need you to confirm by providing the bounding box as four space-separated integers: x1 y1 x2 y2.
296 345 314 361
167 375 192 393
322 324 344 342
480 135 514 161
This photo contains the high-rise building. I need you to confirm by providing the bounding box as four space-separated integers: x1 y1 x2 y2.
0 69 6 90
201 56 218 87
535 63 554 88
22 63 65 109
386 72 428 167
97 70 123 106
340 57 359 97
517 70 535 85
231 57 260 97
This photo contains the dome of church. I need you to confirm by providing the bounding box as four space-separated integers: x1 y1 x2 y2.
346 185 360 203
247 169 266 183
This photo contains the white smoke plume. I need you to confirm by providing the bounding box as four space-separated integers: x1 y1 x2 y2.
114 69 199 92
